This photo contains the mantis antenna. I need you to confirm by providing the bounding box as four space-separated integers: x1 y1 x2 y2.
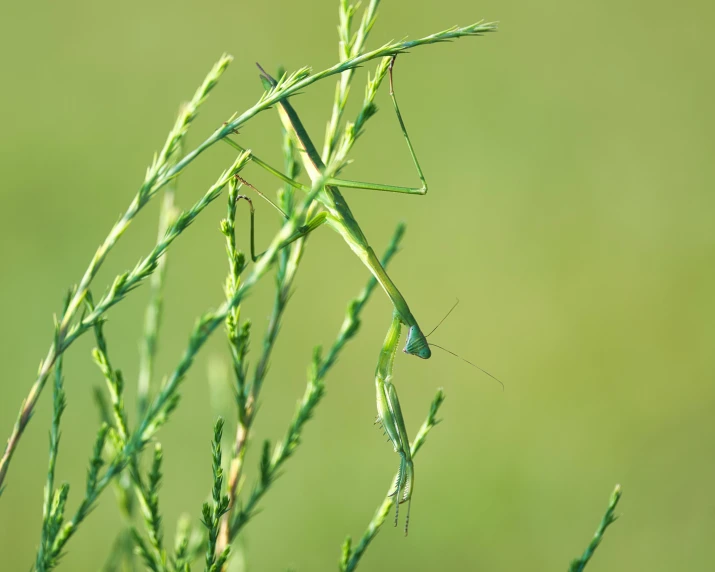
428 343 504 391
426 299 505 390
425 298 460 337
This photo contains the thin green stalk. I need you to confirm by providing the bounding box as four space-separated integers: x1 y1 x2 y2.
43 423 110 569
138 169 180 418
216 176 251 559
93 391 137 571
220 176 251 427
129 445 167 571
132 526 162 572
89 294 129 443
202 419 231 572
101 529 136 572
172 514 194 571
332 56 391 171
341 389 446 572
35 293 74 571
323 0 381 163
279 127 300 216
568 485 622 572
35 354 66 571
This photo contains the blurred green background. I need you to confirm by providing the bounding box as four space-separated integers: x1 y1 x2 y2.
1 0 714 569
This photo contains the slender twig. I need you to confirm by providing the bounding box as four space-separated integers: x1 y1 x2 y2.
172 514 195 571
44 423 109 568
218 130 304 557
323 0 382 163
202 419 231 572
101 529 135 572
215 175 251 559
130 445 167 571
569 485 622 572
138 164 180 418
89 294 129 443
35 354 66 571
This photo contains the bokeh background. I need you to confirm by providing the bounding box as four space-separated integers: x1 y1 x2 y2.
1 0 713 570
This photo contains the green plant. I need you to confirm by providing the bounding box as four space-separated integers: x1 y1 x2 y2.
569 485 623 572
0 2 623 570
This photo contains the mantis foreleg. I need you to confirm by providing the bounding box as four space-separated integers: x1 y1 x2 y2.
328 55 428 195
375 312 415 535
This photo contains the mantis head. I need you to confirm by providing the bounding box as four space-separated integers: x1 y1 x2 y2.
403 326 431 359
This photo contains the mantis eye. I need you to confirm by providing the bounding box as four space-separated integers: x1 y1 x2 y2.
417 346 431 359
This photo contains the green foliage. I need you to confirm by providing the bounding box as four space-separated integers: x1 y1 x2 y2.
569 485 623 572
202 419 231 572
35 351 66 571
0 1 623 571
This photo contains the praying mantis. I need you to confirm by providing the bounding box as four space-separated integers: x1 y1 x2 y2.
225 57 432 360
223 57 444 533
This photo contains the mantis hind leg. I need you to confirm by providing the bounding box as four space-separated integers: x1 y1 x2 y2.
387 55 427 195
324 55 428 196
